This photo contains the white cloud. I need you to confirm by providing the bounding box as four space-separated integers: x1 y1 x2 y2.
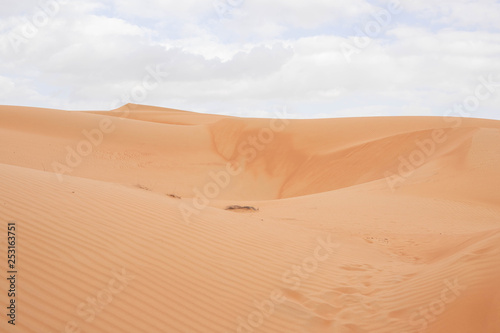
403 0 500 29
76 16 149 37
242 0 377 29
111 0 213 20
0 0 499 120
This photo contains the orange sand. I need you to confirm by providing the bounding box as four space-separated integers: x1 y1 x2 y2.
1 104 499 333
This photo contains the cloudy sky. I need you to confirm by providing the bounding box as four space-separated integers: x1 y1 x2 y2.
1 0 499 119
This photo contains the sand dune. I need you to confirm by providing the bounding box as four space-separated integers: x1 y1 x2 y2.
1 104 499 332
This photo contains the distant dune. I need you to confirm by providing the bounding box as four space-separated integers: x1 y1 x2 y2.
1 104 499 333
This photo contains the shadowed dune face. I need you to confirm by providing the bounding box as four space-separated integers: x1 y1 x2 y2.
206 115 500 202
1 104 500 333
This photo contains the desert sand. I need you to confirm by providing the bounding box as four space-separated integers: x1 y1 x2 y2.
1 103 499 333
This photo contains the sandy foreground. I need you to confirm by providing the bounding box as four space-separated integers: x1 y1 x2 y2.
0 104 499 333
